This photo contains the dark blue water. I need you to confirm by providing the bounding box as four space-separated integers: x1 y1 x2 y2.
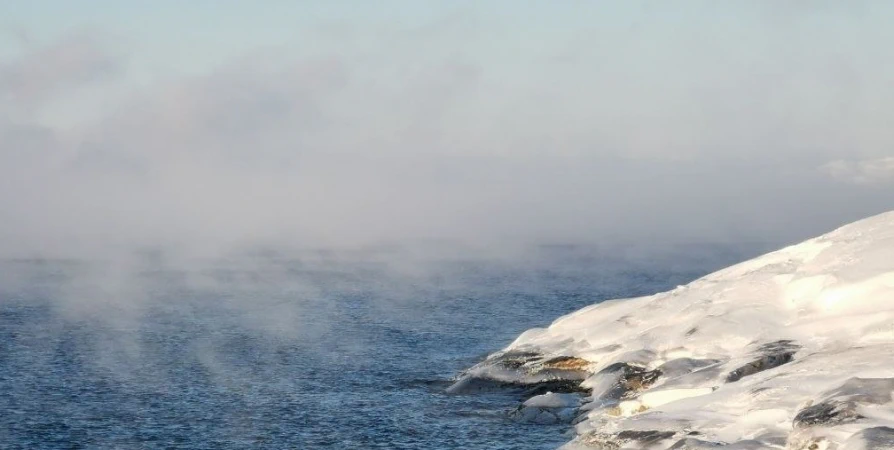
0 245 755 449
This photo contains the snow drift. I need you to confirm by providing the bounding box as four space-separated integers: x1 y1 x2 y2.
451 211 894 450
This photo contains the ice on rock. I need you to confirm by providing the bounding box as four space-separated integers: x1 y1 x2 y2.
725 340 800 383
841 427 894 450
513 392 585 424
446 351 591 396
525 392 585 409
456 210 894 449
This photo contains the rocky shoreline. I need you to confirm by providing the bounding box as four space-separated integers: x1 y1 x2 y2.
449 212 894 450
452 345 894 449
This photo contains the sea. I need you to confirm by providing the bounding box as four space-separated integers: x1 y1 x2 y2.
0 243 759 449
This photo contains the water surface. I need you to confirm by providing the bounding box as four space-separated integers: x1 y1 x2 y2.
0 245 754 449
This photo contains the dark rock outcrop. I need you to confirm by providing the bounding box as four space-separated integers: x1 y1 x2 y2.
446 350 592 396
793 377 894 430
726 340 799 383
793 400 863 429
590 362 663 401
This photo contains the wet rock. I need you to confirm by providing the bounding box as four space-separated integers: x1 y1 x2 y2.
510 391 583 424
726 340 800 383
512 405 577 424
522 379 588 397
446 374 587 396
446 350 591 395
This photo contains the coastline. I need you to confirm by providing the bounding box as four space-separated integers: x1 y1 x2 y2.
452 211 894 450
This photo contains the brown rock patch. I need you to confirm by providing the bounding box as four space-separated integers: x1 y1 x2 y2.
543 356 592 371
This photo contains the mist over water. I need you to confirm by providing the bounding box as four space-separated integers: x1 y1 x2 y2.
0 243 760 449
3 3 894 257
3 2 893 448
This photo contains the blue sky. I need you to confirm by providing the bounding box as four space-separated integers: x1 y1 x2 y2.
4 1 588 70
6 1 893 122
1 1 893 256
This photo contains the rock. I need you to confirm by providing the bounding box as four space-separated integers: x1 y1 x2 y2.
789 378 894 450
842 427 894 450
668 438 725 449
446 374 586 396
544 356 593 371
793 400 863 429
448 351 593 426
824 378 894 405
657 358 723 379
446 350 592 395
793 378 894 429
658 364 724 390
511 392 583 424
669 438 784 450
585 362 662 401
726 340 800 383
579 430 677 449
523 391 584 408
522 379 590 397
494 350 544 369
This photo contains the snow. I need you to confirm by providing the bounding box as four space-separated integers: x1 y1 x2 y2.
490 211 894 449
525 392 583 409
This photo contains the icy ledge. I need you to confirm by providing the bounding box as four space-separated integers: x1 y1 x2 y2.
450 211 894 450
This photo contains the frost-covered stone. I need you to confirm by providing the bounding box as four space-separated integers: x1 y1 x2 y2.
458 211 894 449
512 392 584 424
447 351 592 395
842 427 894 450
725 340 800 383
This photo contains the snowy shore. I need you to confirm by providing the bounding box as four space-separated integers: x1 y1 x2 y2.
451 211 894 450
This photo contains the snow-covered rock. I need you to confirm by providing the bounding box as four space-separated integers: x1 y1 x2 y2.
512 392 585 424
459 211 894 449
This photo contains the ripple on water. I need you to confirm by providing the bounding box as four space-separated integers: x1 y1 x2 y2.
0 254 731 449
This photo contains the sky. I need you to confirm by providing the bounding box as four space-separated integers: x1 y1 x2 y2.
1 1 893 258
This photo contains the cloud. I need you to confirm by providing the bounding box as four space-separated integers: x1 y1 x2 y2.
822 157 894 185
0 7 891 378
0 30 123 114
1 8 893 259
